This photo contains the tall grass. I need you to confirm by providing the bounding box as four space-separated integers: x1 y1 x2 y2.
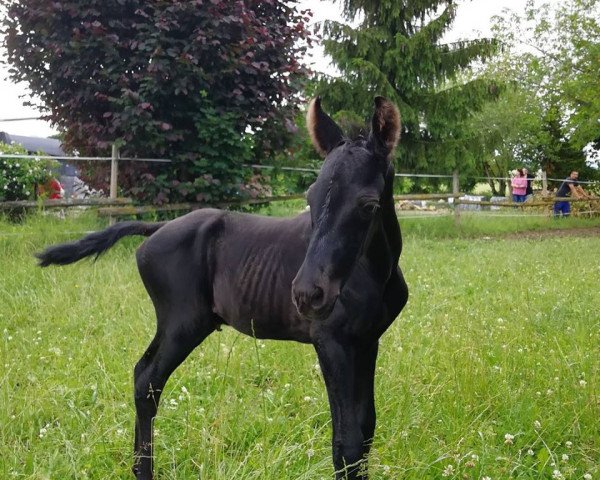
0 212 598 479
251 199 600 239
400 212 600 239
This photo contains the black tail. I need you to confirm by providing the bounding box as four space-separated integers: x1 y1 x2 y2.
35 221 167 267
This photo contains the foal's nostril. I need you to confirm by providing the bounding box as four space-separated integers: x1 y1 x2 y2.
292 288 309 314
310 286 324 308
292 283 326 316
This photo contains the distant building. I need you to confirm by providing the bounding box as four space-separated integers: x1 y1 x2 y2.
0 132 65 156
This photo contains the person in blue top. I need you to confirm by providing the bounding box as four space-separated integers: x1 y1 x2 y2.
553 170 589 217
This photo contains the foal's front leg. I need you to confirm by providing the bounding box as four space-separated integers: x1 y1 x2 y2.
354 341 378 458
315 336 369 479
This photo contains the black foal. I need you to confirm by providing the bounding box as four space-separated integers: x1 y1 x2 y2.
37 96 408 479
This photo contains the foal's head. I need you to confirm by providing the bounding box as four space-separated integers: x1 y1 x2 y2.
292 97 401 320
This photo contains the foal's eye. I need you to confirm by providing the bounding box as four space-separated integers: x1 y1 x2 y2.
360 201 380 217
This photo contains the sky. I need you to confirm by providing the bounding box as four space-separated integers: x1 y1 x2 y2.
0 0 555 139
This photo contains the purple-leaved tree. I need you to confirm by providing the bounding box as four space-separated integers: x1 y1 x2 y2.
2 0 313 202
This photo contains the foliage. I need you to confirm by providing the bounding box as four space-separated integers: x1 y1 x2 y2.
2 0 312 203
0 142 56 201
315 0 501 178
463 76 542 194
130 99 255 204
489 0 600 175
1 212 599 479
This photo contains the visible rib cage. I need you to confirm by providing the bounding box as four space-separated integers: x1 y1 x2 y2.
239 245 284 308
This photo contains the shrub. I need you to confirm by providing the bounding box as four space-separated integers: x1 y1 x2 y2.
0 142 56 201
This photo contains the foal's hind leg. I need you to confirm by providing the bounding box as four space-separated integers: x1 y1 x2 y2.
132 307 214 480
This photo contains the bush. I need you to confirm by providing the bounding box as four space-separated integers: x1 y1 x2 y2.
0 142 56 201
125 99 257 204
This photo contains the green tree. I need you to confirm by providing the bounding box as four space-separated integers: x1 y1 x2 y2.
2 0 312 203
467 84 543 195
316 0 500 177
487 0 600 180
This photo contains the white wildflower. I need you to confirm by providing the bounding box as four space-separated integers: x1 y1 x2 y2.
441 464 454 477
504 433 515 445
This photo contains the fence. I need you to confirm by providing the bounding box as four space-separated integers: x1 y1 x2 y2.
0 197 132 211
1 147 599 222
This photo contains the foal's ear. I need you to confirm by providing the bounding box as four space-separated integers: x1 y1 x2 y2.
370 96 401 157
306 97 344 157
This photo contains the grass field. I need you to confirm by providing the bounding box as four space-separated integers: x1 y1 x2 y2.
1 210 599 479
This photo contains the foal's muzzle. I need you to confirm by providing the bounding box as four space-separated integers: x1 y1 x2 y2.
291 269 340 320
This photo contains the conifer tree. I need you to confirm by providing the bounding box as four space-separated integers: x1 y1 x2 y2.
318 0 500 173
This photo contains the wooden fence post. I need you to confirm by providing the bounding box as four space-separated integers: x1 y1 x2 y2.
453 170 460 224
110 144 119 199
109 144 119 225
542 170 548 195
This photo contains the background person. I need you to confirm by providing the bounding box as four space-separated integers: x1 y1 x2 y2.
38 177 64 200
511 168 527 203
524 168 535 201
553 170 589 217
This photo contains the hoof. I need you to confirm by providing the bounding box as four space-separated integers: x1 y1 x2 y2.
132 465 152 480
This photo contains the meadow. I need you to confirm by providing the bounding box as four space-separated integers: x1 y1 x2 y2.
0 209 599 479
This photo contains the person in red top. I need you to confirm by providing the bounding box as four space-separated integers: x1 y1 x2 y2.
39 178 64 199
48 178 64 199
511 168 527 203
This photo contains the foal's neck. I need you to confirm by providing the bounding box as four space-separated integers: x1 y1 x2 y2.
361 164 401 283
380 164 401 261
